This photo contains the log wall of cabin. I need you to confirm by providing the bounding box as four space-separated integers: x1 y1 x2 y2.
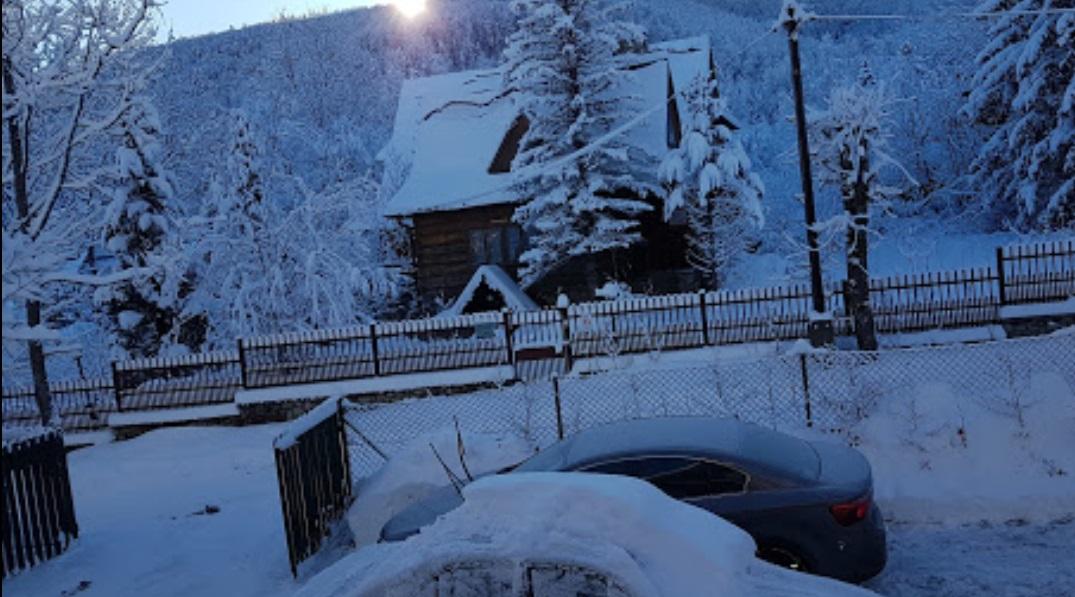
409 204 519 303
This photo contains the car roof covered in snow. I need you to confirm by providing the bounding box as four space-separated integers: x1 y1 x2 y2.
381 36 712 217
516 416 820 481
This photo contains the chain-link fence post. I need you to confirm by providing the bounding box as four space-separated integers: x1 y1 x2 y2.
799 354 813 428
553 376 564 440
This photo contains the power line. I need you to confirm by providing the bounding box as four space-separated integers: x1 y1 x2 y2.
812 8 1075 22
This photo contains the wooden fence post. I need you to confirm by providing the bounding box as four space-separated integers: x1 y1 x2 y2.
369 323 381 377
699 290 711 346
110 361 123 412
237 339 249 388
502 309 515 366
559 305 573 373
995 246 1007 306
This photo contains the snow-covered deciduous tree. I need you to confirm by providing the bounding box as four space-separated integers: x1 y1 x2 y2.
2 0 162 423
186 112 403 345
812 65 913 350
504 0 651 288
964 0 1074 230
96 100 179 359
185 111 276 344
658 73 764 289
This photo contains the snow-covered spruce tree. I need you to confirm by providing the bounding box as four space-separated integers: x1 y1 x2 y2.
3 0 162 423
504 0 651 288
658 74 764 290
812 65 911 351
188 110 278 344
97 102 178 359
964 0 1074 230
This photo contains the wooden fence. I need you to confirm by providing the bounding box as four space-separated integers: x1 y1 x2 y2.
2 430 79 578
273 398 353 577
3 240 1073 429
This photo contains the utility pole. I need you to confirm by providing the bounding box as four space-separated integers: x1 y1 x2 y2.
780 1 834 348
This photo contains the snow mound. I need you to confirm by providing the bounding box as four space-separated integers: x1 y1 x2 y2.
853 372 1075 523
346 430 535 547
307 473 878 597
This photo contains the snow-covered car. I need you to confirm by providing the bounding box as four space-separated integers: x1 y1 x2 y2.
298 473 879 597
381 417 887 583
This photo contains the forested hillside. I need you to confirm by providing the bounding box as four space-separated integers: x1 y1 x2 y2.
150 0 981 223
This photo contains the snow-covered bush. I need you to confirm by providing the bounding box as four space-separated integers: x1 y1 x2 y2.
964 0 1075 230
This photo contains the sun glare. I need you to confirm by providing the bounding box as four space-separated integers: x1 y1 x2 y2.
393 0 427 19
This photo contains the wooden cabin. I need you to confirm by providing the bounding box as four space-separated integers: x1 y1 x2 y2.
380 37 718 309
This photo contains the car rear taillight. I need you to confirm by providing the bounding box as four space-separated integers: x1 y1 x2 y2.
829 494 871 526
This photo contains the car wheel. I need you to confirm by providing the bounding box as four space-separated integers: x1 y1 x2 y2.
757 545 809 573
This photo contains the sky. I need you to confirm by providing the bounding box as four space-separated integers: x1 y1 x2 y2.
158 0 387 39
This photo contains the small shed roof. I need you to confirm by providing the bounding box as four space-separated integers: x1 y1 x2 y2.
382 36 712 218
439 265 540 317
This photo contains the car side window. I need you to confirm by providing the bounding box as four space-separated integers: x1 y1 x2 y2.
650 460 748 499
579 457 748 499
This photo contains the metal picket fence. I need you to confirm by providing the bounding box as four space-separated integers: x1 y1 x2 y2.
1 378 115 432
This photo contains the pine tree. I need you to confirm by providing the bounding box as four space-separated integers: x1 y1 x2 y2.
504 0 651 288
100 102 178 358
812 64 911 351
964 0 1074 230
658 74 764 289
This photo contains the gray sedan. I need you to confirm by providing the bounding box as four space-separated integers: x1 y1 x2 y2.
380 417 887 584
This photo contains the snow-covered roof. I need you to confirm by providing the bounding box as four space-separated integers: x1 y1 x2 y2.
440 265 539 317
382 36 712 217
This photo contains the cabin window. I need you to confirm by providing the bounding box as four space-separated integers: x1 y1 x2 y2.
470 225 524 266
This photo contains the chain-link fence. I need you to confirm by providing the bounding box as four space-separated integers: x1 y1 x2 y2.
341 333 1075 480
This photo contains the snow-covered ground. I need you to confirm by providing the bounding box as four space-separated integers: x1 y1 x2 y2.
2 416 1073 597
1 424 296 597
868 517 1075 597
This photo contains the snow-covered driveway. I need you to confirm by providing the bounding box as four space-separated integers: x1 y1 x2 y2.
869 517 1075 597
3 424 1073 597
